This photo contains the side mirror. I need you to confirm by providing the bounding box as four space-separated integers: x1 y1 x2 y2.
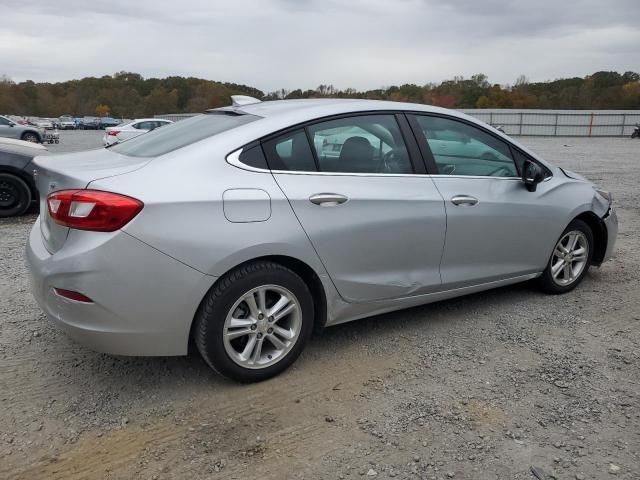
522 159 544 192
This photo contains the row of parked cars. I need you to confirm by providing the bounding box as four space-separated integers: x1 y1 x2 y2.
3 115 131 131
0 116 174 217
1 114 173 145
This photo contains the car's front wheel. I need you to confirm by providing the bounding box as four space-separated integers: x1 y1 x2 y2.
194 261 314 382
538 219 593 294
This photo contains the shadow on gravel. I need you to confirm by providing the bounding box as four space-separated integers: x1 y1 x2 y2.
52 279 543 392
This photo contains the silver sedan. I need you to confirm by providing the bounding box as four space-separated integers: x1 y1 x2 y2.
26 97 618 382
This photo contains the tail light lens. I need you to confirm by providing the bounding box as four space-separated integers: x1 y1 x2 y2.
47 190 143 232
107 130 120 136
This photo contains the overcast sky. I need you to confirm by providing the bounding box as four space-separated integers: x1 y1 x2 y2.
1 0 639 91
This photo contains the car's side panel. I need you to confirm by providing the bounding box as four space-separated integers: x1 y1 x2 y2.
272 172 447 303
432 176 562 287
94 138 331 287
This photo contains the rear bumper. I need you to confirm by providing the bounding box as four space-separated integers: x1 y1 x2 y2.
26 217 216 356
602 206 618 263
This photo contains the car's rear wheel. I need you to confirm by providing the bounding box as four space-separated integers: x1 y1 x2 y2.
0 173 32 217
194 261 314 382
21 132 39 143
538 219 593 294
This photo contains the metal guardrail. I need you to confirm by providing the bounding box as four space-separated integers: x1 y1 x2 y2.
459 109 640 137
156 109 640 137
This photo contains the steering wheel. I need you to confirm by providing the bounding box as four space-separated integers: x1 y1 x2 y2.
380 149 402 173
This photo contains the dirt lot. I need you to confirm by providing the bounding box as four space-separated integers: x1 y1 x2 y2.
1 134 638 479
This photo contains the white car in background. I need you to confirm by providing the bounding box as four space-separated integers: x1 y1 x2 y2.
103 118 173 146
58 116 76 130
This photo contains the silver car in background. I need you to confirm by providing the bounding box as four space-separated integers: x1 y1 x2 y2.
26 97 617 382
0 115 44 143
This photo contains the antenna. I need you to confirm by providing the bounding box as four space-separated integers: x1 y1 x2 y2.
231 95 262 107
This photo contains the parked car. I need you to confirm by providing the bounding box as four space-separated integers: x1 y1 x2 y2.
0 115 44 143
26 98 618 382
0 141 47 217
98 117 120 129
102 118 173 146
58 116 76 130
81 117 101 130
0 137 48 150
33 118 54 130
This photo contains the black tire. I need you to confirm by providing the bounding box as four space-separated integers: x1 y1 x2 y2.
538 219 593 294
21 131 40 143
0 173 32 217
194 261 314 382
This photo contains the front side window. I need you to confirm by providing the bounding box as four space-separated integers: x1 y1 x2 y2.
0 116 12 126
308 115 411 174
414 116 518 177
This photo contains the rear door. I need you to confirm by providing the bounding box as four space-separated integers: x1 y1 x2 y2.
408 114 560 288
268 113 446 303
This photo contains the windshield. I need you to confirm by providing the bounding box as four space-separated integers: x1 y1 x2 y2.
110 112 260 157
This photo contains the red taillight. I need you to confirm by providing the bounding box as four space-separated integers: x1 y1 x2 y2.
107 130 120 136
54 288 93 303
47 189 143 232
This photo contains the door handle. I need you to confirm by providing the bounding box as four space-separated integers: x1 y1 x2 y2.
450 195 478 206
309 193 348 206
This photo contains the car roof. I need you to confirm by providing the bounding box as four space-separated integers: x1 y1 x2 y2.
211 98 490 134
0 137 48 151
216 98 458 119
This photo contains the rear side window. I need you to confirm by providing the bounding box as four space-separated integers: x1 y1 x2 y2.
111 112 260 157
238 144 269 169
308 115 411 174
262 129 317 172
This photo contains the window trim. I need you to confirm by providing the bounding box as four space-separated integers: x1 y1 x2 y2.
226 109 551 179
231 110 427 176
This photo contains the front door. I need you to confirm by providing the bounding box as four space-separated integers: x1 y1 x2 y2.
409 114 561 288
267 114 446 303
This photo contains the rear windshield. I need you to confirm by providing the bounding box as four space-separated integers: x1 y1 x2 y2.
110 112 260 157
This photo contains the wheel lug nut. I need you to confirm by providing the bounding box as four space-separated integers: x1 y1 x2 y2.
268 316 274 322
267 328 273 334
250 325 257 330
257 333 263 339
258 314 264 320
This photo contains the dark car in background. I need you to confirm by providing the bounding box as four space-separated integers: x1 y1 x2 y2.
80 116 101 130
0 140 47 217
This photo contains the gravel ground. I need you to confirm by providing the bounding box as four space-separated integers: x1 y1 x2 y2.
1 133 638 480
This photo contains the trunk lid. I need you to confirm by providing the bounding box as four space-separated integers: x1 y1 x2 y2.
33 148 150 253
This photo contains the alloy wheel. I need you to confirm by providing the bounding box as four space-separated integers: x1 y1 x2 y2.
550 230 589 286
222 285 302 369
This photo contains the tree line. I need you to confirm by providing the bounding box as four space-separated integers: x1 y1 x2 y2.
0 70 638 118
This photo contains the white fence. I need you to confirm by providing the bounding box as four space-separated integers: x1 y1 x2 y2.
157 109 640 137
459 109 640 137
